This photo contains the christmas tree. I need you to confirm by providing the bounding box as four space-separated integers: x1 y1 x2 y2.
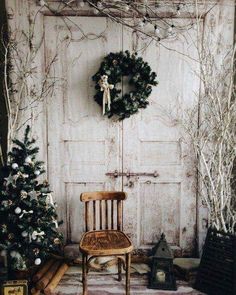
0 126 63 271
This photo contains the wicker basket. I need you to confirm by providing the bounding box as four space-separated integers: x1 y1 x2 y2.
195 227 236 295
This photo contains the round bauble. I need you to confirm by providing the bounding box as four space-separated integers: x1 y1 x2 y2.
10 251 18 258
21 231 28 238
124 4 129 11
15 207 22 214
93 8 99 14
54 238 61 244
35 258 41 265
11 163 18 170
24 156 32 165
34 170 40 176
79 1 85 7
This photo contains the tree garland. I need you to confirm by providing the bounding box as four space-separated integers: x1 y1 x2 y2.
92 50 158 120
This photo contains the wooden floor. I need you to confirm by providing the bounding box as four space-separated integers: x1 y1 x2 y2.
52 266 205 295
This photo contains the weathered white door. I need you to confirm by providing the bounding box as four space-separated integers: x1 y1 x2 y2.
121 24 199 255
45 16 199 254
45 17 123 242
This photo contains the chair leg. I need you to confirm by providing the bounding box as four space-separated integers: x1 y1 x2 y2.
125 253 131 295
86 255 88 274
118 257 122 281
82 254 88 295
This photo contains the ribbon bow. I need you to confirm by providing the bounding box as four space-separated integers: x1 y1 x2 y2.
19 210 33 219
99 75 114 115
32 230 45 240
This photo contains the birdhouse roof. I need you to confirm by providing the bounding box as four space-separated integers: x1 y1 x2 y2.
152 233 173 259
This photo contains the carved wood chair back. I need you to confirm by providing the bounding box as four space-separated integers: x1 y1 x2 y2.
80 191 126 232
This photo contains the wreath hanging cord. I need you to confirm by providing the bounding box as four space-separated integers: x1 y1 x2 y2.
92 50 158 120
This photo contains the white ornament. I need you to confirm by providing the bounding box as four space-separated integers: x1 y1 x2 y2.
93 8 99 14
32 230 45 240
39 0 46 6
78 0 85 7
97 1 103 9
15 207 22 214
2 200 8 207
155 27 160 35
11 163 18 170
138 21 145 28
35 258 41 265
24 156 32 165
17 172 29 179
124 4 129 11
46 193 54 206
167 26 173 33
21 231 28 237
53 220 59 229
0 250 7 256
19 209 33 219
34 170 40 176
10 251 18 258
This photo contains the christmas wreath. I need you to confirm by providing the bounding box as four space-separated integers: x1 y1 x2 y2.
92 50 158 120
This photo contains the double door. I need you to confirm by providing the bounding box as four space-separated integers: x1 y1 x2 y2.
45 16 199 254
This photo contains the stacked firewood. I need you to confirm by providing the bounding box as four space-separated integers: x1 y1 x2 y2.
31 259 69 295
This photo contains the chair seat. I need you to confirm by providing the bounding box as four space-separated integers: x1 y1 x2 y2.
80 230 133 256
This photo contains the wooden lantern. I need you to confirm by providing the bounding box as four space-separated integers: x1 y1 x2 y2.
149 233 177 290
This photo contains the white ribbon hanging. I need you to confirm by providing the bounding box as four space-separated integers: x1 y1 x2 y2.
99 75 114 115
19 210 33 219
46 193 54 206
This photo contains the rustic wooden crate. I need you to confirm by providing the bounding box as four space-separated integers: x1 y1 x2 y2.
195 227 236 295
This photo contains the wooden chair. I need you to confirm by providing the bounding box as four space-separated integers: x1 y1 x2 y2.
79 191 133 295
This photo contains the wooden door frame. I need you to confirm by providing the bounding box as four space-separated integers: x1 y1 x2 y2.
5 0 235 255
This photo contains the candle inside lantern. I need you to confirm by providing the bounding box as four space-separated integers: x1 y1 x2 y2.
156 270 166 283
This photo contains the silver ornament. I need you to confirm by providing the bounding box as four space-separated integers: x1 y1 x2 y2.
34 258 41 265
11 163 18 170
15 207 22 214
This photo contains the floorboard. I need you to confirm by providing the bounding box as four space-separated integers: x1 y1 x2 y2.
52 266 205 295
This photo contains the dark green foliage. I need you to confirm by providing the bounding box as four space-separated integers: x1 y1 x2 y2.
92 50 158 120
0 126 63 270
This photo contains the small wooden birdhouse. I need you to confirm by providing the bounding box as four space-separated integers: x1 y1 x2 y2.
149 233 177 290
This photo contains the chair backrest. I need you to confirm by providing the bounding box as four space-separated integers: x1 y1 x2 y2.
80 191 127 232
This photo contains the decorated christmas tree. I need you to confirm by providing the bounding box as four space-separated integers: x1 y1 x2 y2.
0 126 63 271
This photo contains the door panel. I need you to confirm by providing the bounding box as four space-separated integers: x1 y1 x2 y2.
45 16 123 242
122 22 200 254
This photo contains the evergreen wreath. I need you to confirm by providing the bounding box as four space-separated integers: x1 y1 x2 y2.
92 50 158 120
